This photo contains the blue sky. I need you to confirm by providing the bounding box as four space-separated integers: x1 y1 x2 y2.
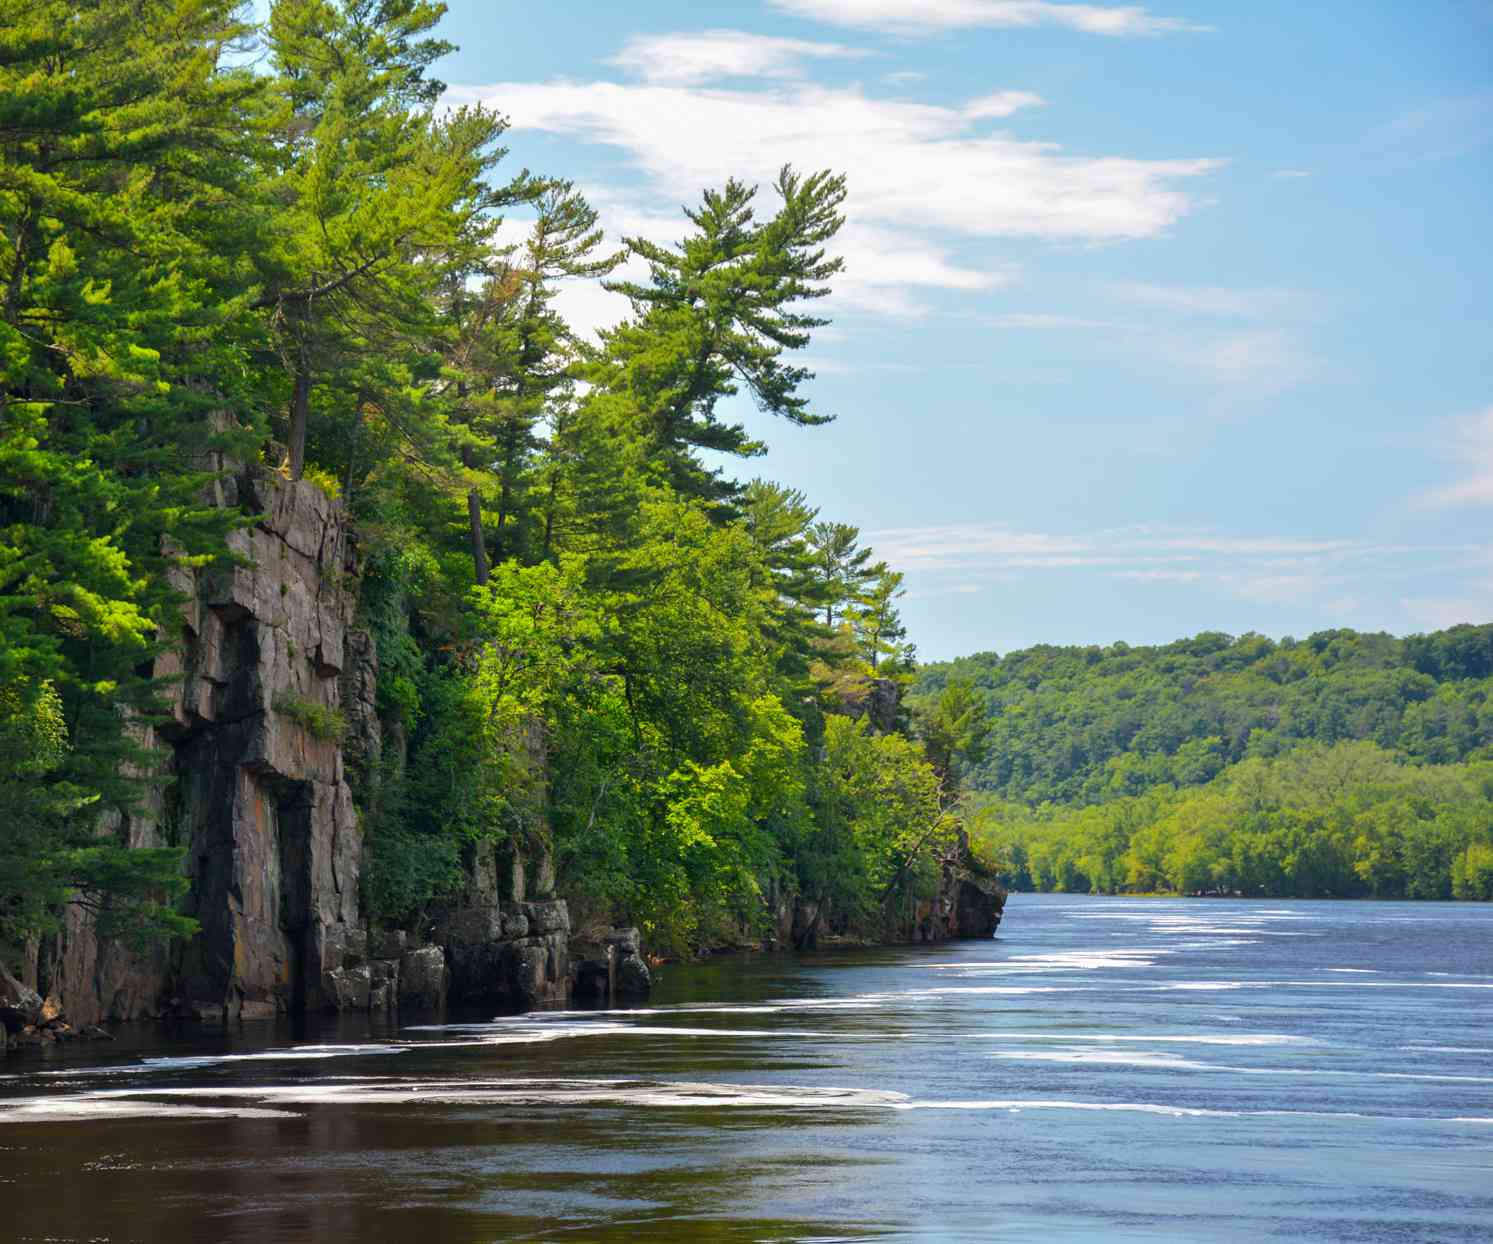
425 0 1491 659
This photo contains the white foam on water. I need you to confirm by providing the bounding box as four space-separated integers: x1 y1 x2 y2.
922 950 1162 972
138 1043 410 1069
0 1097 299 1123
1055 1053 1489 1084
987 1032 1315 1046
993 1049 1209 1070
907 986 1082 997
1452 1117 1493 1124
405 1022 840 1042
25 1078 912 1112
892 1098 1238 1118
1165 982 1246 991
1399 1045 1493 1055
1149 926 1263 935
1276 980 1493 990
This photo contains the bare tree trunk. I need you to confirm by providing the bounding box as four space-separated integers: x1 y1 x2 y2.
468 489 490 586
288 366 310 481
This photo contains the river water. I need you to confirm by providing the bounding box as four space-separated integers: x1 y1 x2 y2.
3 894 1491 1242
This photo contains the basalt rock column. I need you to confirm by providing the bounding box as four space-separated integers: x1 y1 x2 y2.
165 466 363 1022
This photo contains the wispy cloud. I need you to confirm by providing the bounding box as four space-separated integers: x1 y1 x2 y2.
1413 406 1493 509
963 90 1046 119
607 29 870 86
985 312 1111 328
863 521 1480 609
768 0 1209 37
451 64 1221 325
1108 282 1306 318
1188 329 1317 393
454 80 1221 245
1270 168 1311 180
882 69 928 86
1363 93 1493 167
1400 588 1493 631
1098 283 1321 400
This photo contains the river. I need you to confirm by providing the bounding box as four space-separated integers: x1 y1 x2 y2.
4 894 1491 1242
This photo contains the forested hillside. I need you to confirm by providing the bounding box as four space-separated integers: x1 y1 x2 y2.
915 628 1493 900
1 0 956 959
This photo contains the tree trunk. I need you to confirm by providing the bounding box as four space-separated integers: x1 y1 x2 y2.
288 366 310 481
468 489 490 586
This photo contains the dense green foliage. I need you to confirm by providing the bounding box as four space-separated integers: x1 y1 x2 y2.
917 629 1493 900
972 742 1493 900
2 0 943 951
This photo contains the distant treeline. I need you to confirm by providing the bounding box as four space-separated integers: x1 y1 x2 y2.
914 627 1493 899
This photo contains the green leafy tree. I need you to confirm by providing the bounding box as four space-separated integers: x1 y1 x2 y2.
594 167 846 507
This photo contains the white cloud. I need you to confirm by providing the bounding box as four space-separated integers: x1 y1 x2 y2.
1226 572 1324 605
963 90 1046 119
1413 406 1493 509
1191 329 1316 391
1363 93 1493 167
1271 168 1312 180
861 521 1459 597
1096 285 1321 399
986 312 1111 328
882 70 928 86
768 0 1208 37
1108 282 1304 318
1401 591 1493 631
1113 568 1203 583
607 29 870 86
456 79 1221 245
832 222 1015 318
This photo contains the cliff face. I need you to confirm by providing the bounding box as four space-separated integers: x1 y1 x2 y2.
19 467 998 1040
29 465 570 1030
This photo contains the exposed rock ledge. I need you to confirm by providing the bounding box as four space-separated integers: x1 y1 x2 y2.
8 463 572 1037
4 462 1003 1051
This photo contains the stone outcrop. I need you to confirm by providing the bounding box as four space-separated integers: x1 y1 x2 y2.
163 465 363 1023
570 926 651 1003
432 841 571 1011
12 461 576 1039
1 962 42 1035
8 455 1011 1050
909 832 1006 943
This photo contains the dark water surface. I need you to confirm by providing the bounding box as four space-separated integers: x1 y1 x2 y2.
4 894 1492 1242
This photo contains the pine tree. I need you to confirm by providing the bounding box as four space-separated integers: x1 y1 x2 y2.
258 0 517 481
594 167 846 508
1 0 267 939
850 565 910 672
445 184 621 581
808 520 876 628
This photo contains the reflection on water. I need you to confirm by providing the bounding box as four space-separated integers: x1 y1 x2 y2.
4 895 1492 1242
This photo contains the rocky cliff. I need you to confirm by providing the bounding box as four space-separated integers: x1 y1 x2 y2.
18 464 570 1034
9 465 1003 1048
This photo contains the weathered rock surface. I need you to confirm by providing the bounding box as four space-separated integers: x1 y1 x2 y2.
167 466 363 1022
5 459 588 1048
432 841 571 1011
953 877 1004 939
908 832 1006 943
1 963 42 1034
397 946 448 1011
569 926 651 1002
20 464 367 1029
